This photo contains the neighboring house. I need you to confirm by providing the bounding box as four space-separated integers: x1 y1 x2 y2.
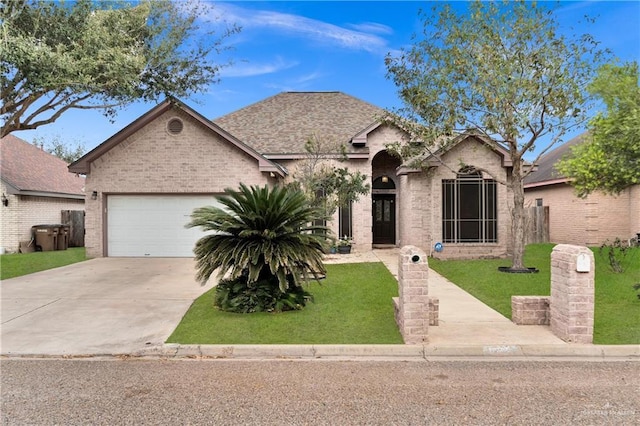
1 134 85 253
524 133 640 246
70 92 516 259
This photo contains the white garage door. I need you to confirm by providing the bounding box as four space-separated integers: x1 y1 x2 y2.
107 195 221 257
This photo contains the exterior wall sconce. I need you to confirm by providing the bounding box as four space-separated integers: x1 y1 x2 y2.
91 191 98 200
1 193 8 207
381 175 389 183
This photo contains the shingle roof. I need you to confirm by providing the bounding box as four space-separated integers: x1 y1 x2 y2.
524 133 587 186
1 134 85 196
213 92 384 155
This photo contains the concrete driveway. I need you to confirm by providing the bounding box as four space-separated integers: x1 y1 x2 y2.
1 258 215 356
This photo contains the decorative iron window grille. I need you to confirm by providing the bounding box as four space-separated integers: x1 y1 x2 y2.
442 172 497 243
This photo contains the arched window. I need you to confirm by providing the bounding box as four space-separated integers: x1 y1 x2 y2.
372 176 396 190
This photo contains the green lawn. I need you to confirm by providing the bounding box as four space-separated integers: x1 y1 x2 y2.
0 248 87 280
167 262 403 344
429 244 640 345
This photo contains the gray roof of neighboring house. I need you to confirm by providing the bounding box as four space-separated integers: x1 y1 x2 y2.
1 134 85 197
213 92 385 155
524 133 587 186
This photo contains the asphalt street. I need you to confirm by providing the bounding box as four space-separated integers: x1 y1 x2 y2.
1 359 638 425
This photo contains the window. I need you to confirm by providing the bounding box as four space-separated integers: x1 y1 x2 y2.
536 198 543 207
442 172 497 243
339 200 353 238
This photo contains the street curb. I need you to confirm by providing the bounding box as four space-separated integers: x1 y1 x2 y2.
146 343 640 360
6 343 636 361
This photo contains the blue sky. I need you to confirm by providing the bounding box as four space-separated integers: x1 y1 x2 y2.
18 1 640 159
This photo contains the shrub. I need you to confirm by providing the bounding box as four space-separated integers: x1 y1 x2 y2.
187 184 327 313
599 238 638 273
214 273 314 313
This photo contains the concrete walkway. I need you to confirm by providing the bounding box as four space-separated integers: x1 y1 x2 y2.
326 248 565 346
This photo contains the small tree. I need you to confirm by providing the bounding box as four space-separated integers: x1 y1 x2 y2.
1 0 239 137
31 135 85 163
557 62 640 197
384 0 607 270
187 184 327 313
290 135 370 238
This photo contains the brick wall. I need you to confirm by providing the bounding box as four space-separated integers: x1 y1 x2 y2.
0 181 84 253
524 183 636 245
426 139 512 259
511 296 550 325
397 171 432 250
84 109 273 257
394 246 430 344
550 244 595 343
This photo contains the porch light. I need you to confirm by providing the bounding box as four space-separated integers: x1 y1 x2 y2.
91 191 98 200
381 175 389 183
1 193 8 207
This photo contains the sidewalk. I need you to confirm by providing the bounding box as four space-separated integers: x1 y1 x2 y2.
369 248 566 346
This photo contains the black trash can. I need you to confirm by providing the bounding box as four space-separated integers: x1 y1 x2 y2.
32 225 59 252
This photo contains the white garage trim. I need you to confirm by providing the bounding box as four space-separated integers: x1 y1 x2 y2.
107 195 221 257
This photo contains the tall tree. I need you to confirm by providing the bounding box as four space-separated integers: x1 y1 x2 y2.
385 0 607 270
1 0 238 137
557 62 640 197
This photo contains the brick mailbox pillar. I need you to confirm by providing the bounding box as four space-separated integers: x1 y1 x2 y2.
550 244 595 343
394 245 429 344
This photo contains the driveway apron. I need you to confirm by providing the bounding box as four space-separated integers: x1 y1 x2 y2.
0 258 214 356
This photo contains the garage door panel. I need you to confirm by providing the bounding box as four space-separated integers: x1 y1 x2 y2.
107 195 220 257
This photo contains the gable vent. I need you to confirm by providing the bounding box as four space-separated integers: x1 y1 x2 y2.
167 118 184 135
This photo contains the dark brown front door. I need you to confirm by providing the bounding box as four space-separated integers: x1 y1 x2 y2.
373 194 395 244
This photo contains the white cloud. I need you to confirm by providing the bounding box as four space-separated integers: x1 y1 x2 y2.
219 57 299 78
264 70 325 92
295 71 324 84
347 22 393 35
209 4 390 53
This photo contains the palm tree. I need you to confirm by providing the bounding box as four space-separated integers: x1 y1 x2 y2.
187 184 328 311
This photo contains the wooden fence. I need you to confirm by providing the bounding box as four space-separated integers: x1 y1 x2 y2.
524 206 549 244
61 210 85 247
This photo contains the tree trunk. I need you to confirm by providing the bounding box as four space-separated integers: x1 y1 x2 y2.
509 160 526 270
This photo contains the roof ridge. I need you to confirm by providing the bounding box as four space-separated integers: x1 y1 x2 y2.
212 91 385 155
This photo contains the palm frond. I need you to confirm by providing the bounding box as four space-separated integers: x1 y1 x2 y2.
187 184 329 287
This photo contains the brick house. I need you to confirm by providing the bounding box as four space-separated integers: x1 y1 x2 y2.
1 134 85 253
70 92 516 259
524 133 640 246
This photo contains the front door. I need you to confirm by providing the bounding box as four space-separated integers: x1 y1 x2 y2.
373 194 395 244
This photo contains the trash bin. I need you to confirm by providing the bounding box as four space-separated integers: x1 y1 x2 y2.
32 225 59 252
56 225 69 250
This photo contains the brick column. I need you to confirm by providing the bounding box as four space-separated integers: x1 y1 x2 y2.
550 244 595 343
394 245 429 344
